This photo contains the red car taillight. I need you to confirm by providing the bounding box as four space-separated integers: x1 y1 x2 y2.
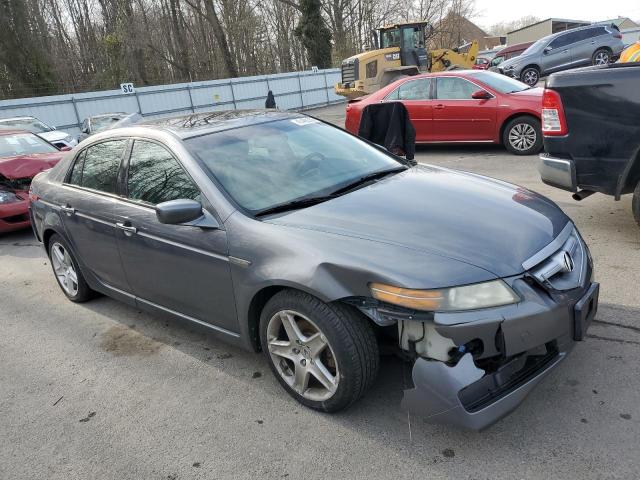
541 88 568 136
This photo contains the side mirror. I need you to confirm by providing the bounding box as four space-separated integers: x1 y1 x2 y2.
543 47 552 54
471 89 492 100
59 146 72 152
156 199 204 225
81 127 89 134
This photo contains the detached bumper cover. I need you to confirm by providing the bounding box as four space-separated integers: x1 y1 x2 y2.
402 281 599 430
538 154 577 192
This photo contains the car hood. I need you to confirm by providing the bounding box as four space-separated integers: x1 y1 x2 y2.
0 153 63 180
38 130 71 143
267 166 569 278
500 54 532 69
508 87 544 99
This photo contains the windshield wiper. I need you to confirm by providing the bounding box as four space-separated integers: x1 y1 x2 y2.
254 167 406 217
329 167 407 196
254 194 339 217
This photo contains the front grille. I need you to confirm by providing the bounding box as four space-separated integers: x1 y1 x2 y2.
341 61 358 83
526 224 589 291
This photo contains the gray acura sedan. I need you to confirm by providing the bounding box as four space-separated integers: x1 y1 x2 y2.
29 110 599 429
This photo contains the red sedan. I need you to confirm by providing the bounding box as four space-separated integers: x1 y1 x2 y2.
345 70 544 155
0 130 65 233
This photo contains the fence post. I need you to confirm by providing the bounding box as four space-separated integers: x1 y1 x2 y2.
322 70 330 105
187 83 195 113
297 73 304 110
70 96 82 130
229 80 237 109
134 90 143 115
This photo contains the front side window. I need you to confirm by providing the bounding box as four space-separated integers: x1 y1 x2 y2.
0 133 58 157
387 78 431 100
127 140 200 205
186 119 401 213
436 77 478 99
68 140 127 193
381 29 401 48
549 32 576 49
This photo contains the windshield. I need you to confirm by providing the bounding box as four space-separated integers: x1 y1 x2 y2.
0 118 52 133
186 118 402 214
0 133 58 157
467 71 529 93
381 28 401 48
522 36 551 55
92 115 125 133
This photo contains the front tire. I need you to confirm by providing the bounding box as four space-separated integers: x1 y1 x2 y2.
503 116 543 155
633 181 640 227
47 233 94 302
259 289 379 412
520 67 540 86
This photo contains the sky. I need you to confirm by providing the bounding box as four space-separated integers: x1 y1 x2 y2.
474 0 640 30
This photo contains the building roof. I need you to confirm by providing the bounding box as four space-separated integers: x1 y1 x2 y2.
596 17 639 28
507 18 590 35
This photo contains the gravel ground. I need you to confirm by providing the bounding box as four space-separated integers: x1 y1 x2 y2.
1 104 639 480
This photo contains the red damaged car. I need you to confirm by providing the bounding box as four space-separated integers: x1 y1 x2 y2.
345 70 544 155
0 130 65 233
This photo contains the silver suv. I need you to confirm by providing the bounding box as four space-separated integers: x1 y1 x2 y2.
499 24 625 85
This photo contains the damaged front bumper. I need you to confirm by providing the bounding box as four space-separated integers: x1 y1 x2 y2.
400 279 599 430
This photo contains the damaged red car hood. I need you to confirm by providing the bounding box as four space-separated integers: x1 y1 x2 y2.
0 152 63 180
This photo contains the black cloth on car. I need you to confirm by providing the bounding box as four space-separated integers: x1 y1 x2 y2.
265 90 276 109
357 102 416 160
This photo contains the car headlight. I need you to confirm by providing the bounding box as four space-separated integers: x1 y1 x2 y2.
0 190 20 204
369 280 519 312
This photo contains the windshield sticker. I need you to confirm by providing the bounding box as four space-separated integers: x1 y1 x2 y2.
290 118 320 126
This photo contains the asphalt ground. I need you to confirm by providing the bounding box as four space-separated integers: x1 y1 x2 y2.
1 103 639 479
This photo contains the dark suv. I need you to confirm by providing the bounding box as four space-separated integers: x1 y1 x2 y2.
499 24 625 85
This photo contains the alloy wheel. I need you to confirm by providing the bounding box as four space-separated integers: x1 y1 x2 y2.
51 242 79 296
594 51 610 65
266 309 339 401
522 70 538 86
508 123 537 152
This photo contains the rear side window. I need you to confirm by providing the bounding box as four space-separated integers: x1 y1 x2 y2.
67 140 127 194
387 78 431 100
127 140 200 205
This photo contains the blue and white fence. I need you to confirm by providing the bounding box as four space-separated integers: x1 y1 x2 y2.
0 69 344 137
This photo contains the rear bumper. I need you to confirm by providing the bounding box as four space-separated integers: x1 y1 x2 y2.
402 281 599 430
0 197 31 233
538 153 577 192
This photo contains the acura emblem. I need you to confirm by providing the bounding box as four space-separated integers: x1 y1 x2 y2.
561 251 574 273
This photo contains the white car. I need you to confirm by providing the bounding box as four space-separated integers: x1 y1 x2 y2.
0 116 78 150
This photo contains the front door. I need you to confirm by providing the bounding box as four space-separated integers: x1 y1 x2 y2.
386 78 433 142
113 139 238 333
541 32 576 73
59 139 131 292
432 77 497 141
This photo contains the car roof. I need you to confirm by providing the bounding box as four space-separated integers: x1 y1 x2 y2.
0 129 34 136
0 116 38 123
135 109 305 139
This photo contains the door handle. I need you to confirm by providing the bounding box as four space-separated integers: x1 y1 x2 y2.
60 205 75 216
116 222 137 236
434 104 445 110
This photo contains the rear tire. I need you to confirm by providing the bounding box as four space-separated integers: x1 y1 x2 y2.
633 181 640 227
503 116 543 156
592 48 611 66
47 233 94 303
259 289 379 413
520 67 540 86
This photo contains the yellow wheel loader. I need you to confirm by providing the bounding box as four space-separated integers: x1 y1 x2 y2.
335 22 479 99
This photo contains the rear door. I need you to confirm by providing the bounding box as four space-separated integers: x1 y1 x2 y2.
571 27 606 66
432 76 497 141
113 139 238 333
385 78 433 142
59 139 131 293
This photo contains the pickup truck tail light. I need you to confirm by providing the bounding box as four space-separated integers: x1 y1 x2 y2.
541 89 567 136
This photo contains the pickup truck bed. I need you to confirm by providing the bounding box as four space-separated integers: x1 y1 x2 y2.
538 62 640 225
